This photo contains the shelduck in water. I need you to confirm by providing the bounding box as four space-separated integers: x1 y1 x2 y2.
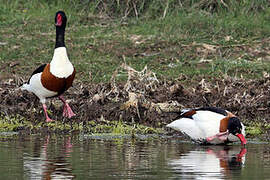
21 11 76 122
166 107 247 145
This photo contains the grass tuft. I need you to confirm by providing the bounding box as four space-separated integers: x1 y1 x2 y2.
1 0 270 83
1 1 270 135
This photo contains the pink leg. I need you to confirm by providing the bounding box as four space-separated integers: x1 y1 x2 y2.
42 104 54 122
59 96 75 118
207 131 229 142
65 137 73 154
206 149 214 154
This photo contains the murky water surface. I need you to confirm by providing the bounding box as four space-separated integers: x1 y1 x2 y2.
0 133 269 179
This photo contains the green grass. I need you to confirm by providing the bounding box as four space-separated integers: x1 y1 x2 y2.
0 115 27 132
1 0 270 84
1 0 270 136
244 120 270 136
0 114 164 134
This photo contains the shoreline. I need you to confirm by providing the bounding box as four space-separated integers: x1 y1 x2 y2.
0 68 269 140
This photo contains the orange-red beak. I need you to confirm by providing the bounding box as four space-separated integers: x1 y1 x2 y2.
56 14 62 26
236 133 247 145
237 148 247 162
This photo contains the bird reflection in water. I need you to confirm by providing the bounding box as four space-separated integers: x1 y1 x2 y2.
169 146 247 179
23 135 74 179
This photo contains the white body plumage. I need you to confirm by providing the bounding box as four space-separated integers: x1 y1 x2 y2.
50 47 74 78
21 73 57 104
167 109 245 144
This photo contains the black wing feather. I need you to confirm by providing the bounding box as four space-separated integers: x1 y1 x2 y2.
169 107 228 121
27 64 47 83
196 107 228 116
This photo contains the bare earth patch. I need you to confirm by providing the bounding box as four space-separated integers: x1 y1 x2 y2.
0 64 269 135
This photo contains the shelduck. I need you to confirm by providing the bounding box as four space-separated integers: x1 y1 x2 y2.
166 107 247 145
21 11 76 122
168 146 246 179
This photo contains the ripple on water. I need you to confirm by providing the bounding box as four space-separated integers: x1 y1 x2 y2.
0 134 269 179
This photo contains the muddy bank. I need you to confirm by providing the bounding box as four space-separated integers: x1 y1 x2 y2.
0 64 270 135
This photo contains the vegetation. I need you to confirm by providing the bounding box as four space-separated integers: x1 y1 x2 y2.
0 0 270 136
0 114 164 134
1 0 270 83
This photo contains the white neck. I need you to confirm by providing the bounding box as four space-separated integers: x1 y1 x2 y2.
50 47 74 78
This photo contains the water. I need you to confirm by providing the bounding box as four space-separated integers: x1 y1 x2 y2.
0 133 269 180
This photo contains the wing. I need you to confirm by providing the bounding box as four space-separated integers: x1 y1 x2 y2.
28 64 47 83
179 109 196 119
193 110 225 137
179 107 228 119
195 107 228 116
166 118 205 140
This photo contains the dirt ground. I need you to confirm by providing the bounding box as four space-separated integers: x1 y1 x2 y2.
1 64 270 132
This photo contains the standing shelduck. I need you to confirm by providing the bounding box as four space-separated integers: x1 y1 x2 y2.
21 11 76 122
166 107 247 145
